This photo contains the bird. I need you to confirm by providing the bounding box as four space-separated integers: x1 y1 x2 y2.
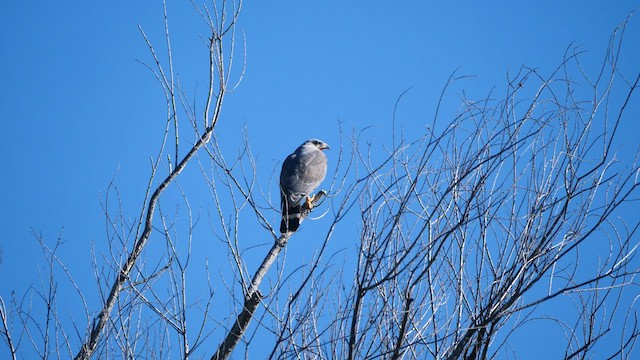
279 139 329 233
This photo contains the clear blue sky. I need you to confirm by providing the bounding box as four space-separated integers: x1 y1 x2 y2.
1 1 639 358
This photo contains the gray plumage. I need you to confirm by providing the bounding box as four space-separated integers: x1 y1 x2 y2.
280 139 329 233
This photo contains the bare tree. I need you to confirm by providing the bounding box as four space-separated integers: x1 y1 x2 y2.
1 3 639 360
260 16 640 359
71 1 245 358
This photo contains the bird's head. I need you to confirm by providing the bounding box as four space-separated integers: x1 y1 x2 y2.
305 139 330 151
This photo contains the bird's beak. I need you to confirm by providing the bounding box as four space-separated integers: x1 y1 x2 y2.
321 143 330 151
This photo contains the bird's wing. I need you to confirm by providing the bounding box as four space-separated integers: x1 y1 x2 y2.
300 150 327 190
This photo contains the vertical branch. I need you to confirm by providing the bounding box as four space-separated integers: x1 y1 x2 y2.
0 296 17 360
161 0 180 167
211 191 326 360
210 238 285 360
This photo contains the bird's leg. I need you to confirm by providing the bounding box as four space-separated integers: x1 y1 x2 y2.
305 195 315 209
305 191 327 210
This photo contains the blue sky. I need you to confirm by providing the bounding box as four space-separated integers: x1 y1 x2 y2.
1 1 640 358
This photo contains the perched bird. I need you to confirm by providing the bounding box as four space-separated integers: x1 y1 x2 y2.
280 139 329 233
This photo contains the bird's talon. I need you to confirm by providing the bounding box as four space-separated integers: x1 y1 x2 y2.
305 195 315 209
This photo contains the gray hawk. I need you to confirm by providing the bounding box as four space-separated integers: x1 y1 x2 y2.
280 139 329 233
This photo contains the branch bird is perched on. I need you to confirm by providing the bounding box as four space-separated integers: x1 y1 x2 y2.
280 139 329 233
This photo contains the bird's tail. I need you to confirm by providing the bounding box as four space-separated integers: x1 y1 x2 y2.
281 204 303 233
